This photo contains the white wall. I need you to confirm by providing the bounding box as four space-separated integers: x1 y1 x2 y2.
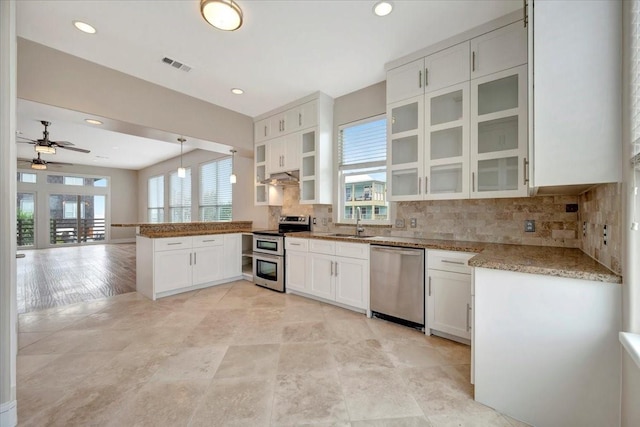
137 149 267 228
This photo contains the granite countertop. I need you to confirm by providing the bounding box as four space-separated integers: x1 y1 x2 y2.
123 221 255 238
140 229 254 238
288 232 622 284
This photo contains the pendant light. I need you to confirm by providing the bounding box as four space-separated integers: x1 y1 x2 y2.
200 0 243 31
177 137 186 178
229 149 237 184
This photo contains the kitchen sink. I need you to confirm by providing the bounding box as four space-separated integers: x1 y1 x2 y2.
327 233 375 239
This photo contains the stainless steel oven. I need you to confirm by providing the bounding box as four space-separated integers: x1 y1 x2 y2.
252 215 311 292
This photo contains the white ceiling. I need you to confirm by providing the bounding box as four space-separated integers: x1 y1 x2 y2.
15 0 522 169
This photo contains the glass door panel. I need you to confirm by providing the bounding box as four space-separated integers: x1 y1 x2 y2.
477 157 519 192
391 169 419 197
430 164 463 194
17 192 35 247
431 90 463 125
391 102 419 134
391 135 419 165
477 116 518 154
431 127 463 159
477 74 519 115
49 194 106 245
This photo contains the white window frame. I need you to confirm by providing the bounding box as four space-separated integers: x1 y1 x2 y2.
169 168 192 223
147 174 165 223
338 114 390 224
199 157 233 221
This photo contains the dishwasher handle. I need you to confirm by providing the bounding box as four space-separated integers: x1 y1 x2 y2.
371 247 423 256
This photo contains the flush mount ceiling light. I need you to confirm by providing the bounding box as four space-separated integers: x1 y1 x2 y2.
200 0 243 31
178 137 186 178
85 118 103 125
373 1 393 17
35 145 56 155
229 149 237 184
231 88 244 95
31 162 47 170
73 20 97 34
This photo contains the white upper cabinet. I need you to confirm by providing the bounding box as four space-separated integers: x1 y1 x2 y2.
254 118 272 143
267 134 299 174
471 65 528 198
387 59 425 105
386 15 527 201
424 42 470 94
470 21 527 79
528 0 621 190
387 42 470 105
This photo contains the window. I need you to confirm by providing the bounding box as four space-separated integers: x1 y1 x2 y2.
148 175 164 223
338 115 388 223
45 174 107 187
169 169 191 223
199 157 232 221
17 172 36 183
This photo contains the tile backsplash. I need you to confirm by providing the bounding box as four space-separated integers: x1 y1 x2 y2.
268 184 622 274
579 183 622 275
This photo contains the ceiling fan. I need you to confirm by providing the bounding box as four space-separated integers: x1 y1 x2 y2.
17 120 91 154
18 152 73 170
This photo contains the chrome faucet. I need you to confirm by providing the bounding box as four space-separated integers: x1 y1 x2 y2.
355 207 364 237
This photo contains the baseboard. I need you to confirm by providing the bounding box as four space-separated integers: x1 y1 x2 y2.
0 400 17 427
109 238 136 244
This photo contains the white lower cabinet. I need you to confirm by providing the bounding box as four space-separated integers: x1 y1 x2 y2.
137 233 243 300
285 237 369 312
426 250 474 342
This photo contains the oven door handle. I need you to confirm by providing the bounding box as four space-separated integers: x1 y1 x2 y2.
253 252 282 261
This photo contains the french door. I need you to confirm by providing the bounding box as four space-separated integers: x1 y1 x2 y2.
17 192 36 248
48 194 106 245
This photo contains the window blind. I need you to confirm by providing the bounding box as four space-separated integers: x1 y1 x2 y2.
148 175 164 208
339 117 387 167
200 158 232 221
169 169 191 222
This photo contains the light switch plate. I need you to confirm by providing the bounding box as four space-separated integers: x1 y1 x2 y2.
524 220 535 232
395 219 405 228
410 218 417 228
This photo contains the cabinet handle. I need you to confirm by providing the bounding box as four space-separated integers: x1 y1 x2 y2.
523 158 529 185
425 176 428 194
472 172 475 192
290 243 301 246
168 242 182 246
299 112 302 126
264 125 267 137
201 239 218 242
335 262 338 277
472 51 476 72
425 68 428 86
418 70 422 88
441 259 465 265
282 119 285 132
428 276 432 296
330 261 334 276
523 0 528 28
189 253 192 266
466 303 471 332
418 177 421 195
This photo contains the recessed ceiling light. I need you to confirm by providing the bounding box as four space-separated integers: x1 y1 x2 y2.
231 88 244 95
85 118 103 125
373 1 393 17
73 20 97 34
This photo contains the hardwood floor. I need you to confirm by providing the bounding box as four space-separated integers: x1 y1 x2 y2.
16 243 136 314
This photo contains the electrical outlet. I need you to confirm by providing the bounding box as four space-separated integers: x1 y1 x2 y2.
410 218 417 228
312 217 317 225
583 221 587 237
395 219 405 228
566 204 579 213
524 220 535 232
603 224 608 245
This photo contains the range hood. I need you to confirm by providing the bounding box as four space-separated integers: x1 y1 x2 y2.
260 170 299 186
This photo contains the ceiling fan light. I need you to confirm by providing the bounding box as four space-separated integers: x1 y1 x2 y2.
201 0 243 31
35 145 56 155
31 163 47 170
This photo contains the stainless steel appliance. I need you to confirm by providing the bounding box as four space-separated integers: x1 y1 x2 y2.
370 245 425 327
253 215 311 292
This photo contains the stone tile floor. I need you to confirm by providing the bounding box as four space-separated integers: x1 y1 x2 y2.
17 280 529 427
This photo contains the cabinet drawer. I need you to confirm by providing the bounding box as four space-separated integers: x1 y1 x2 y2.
309 239 335 255
154 236 192 252
192 235 225 248
427 250 474 274
286 237 308 252
336 242 369 260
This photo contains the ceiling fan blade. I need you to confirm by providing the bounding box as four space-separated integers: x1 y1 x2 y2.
47 161 74 166
58 146 90 153
17 137 37 143
50 140 75 146
17 158 33 163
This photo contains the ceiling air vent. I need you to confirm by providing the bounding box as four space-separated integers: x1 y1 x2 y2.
161 57 192 72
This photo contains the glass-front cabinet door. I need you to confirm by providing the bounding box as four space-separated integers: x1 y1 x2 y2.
470 65 528 198
424 82 470 199
387 96 424 201
299 129 317 203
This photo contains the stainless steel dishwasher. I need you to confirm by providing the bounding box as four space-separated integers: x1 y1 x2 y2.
370 245 425 327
